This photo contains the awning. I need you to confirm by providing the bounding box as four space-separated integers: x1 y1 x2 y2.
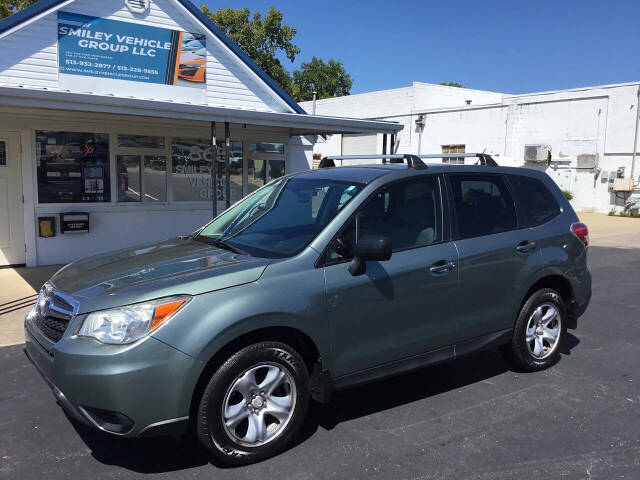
0 85 403 136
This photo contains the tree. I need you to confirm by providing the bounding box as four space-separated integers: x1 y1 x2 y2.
0 0 39 19
291 57 352 102
201 5 352 102
201 5 299 94
439 82 464 88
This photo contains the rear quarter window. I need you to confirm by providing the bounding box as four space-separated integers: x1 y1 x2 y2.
509 175 560 226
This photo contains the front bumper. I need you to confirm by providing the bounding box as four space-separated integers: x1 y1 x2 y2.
24 318 204 437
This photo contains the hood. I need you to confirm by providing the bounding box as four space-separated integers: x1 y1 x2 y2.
50 237 271 314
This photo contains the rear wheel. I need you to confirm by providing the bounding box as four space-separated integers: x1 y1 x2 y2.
196 342 309 466
501 288 567 371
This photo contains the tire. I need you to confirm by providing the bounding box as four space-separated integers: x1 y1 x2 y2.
196 342 310 466
501 288 567 372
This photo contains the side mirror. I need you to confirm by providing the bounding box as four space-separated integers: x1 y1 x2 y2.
348 235 392 276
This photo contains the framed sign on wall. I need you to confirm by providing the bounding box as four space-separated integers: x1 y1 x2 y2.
57 12 206 101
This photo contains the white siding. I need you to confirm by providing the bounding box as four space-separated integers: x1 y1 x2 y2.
342 133 379 156
420 107 508 156
0 0 291 112
0 13 59 88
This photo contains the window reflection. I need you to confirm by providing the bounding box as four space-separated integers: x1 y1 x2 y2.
36 131 110 203
117 135 165 149
248 159 266 194
216 142 243 203
172 139 242 202
249 142 284 154
268 159 285 180
117 155 141 202
143 156 167 202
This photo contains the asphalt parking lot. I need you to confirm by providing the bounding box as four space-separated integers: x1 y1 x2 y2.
1 229 639 479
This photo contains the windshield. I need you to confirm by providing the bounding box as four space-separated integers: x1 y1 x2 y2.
195 176 364 258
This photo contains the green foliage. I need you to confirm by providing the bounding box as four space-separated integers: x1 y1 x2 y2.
562 190 574 201
0 0 39 19
608 209 616 216
201 5 299 94
291 57 352 102
619 211 627 217
201 5 351 102
439 82 464 88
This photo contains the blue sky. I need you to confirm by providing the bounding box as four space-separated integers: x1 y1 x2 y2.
199 0 640 95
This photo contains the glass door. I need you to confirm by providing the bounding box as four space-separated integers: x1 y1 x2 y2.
246 142 286 194
116 154 167 203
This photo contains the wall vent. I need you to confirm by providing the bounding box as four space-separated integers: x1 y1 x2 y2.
125 0 150 13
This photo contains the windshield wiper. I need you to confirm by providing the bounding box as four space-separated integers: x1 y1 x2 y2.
210 238 247 255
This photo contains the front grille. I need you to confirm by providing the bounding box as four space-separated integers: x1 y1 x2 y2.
30 285 77 343
33 315 69 343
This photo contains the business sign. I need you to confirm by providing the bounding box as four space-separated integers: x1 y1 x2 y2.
57 12 206 88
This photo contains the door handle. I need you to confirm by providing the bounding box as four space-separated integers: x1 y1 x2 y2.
430 260 456 275
515 241 536 253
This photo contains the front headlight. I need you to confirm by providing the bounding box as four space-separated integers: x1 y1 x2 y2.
78 296 190 345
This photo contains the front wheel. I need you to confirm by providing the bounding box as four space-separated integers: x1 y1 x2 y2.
501 288 567 372
196 342 309 466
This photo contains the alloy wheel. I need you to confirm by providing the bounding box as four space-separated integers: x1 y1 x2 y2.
525 302 562 359
221 362 297 447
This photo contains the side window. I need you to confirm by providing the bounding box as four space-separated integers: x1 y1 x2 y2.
449 174 516 239
327 177 442 262
509 175 560 226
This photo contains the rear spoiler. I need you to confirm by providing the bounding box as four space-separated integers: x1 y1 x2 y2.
318 153 498 169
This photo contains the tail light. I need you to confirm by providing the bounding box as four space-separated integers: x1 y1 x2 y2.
571 222 589 251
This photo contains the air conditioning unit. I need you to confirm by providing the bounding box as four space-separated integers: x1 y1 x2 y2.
524 144 551 163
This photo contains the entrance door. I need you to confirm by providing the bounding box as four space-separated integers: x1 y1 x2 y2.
0 132 25 265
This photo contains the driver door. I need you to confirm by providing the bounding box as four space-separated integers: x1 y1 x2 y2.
322 175 460 378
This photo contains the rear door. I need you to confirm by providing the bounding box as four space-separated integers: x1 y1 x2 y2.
447 173 542 341
323 175 459 377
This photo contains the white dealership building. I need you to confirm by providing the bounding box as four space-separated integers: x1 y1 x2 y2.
303 81 640 215
0 0 401 267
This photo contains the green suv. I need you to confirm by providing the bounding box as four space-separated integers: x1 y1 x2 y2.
25 154 591 465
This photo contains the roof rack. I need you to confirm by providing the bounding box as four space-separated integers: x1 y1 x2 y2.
318 154 427 170
318 153 498 169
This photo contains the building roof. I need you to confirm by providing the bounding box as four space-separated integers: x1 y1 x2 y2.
0 83 403 135
0 0 306 114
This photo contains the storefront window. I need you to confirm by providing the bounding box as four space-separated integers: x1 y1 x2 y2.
172 138 213 202
248 159 286 194
247 159 266 194
116 155 166 202
143 156 167 202
0 140 6 166
116 155 141 202
117 135 165 149
171 138 242 202
36 131 110 203
216 142 243 203
269 159 285 180
249 142 285 154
